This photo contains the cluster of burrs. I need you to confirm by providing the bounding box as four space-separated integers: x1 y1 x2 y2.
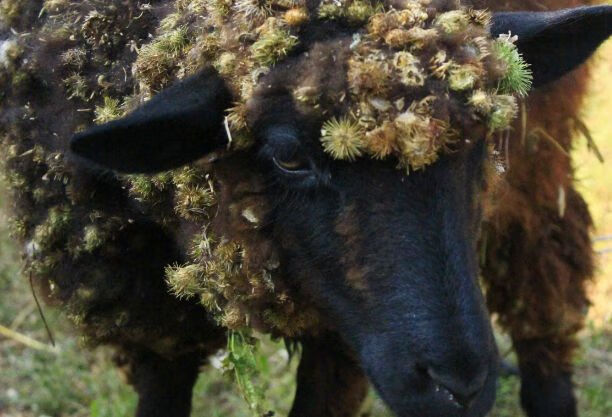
314 3 531 170
174 0 531 170
126 0 531 170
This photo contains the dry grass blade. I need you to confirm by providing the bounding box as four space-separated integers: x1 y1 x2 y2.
571 117 604 163
30 272 55 347
0 323 57 353
528 127 571 157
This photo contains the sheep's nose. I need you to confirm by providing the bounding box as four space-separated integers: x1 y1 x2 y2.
427 366 488 409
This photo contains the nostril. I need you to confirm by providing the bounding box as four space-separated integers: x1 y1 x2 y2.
427 366 488 409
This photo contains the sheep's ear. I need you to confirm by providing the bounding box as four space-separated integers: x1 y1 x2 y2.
491 5 612 88
70 68 232 173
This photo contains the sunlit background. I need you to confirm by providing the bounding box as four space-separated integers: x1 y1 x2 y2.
1 41 610 417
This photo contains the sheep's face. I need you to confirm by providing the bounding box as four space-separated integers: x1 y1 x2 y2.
229 17 503 412
248 85 497 415
70 3 612 416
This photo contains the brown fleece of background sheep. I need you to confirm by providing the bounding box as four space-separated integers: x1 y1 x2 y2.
477 0 596 377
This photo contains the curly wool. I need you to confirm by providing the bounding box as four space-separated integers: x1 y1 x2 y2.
0 0 226 355
0 0 527 340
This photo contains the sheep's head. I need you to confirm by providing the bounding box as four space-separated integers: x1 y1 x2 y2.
71 2 612 416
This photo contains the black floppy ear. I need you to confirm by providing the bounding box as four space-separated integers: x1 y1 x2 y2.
491 5 612 88
70 68 232 173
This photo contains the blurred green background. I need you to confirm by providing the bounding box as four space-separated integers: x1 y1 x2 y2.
1 41 610 417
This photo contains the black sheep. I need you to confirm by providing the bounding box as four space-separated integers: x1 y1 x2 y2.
0 0 610 416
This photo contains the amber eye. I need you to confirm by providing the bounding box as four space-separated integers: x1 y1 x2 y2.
273 156 311 173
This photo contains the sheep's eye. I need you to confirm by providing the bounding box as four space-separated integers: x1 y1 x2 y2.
260 125 315 180
273 156 311 174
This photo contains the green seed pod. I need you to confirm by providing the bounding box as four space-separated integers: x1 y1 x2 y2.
63 74 89 101
234 0 273 19
348 52 391 95
200 290 218 311
215 52 238 76
393 51 425 87
488 94 518 131
469 89 494 114
250 27 298 67
175 184 216 220
82 225 106 253
8 217 28 239
284 7 309 26
33 206 71 249
365 121 398 159
448 64 480 91
492 35 532 97
320 117 365 161
206 0 232 17
94 97 122 124
434 10 470 34
133 27 191 90
221 302 245 329
0 38 21 71
467 8 492 27
166 263 205 299
346 0 378 25
318 3 344 21
191 230 216 260
60 47 87 71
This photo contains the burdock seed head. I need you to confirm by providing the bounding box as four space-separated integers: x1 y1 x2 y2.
493 34 532 97
320 117 365 161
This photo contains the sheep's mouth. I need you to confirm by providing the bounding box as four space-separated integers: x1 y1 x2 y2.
434 384 463 409
435 384 463 409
